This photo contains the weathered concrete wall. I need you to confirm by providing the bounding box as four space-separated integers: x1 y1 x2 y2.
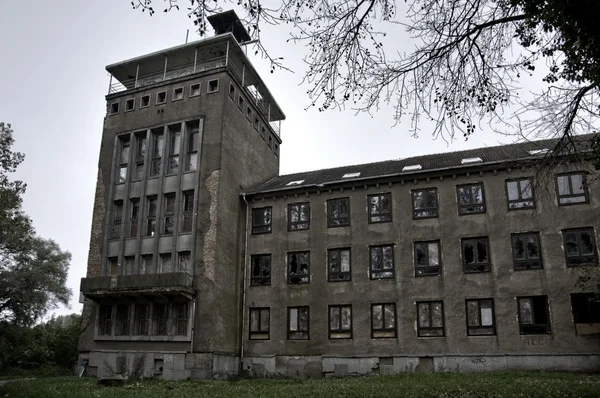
244 162 600 365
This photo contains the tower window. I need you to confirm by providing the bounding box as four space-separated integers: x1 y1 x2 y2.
156 91 167 104
229 83 236 99
125 98 135 112
190 83 201 97
173 87 184 101
140 95 151 108
207 79 219 93
109 102 119 115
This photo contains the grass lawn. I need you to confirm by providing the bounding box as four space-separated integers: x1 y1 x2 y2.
3 372 600 398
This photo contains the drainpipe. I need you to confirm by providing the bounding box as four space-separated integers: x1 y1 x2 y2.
240 193 250 373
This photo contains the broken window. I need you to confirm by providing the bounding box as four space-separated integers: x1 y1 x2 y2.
156 91 167 104
251 254 271 286
368 193 392 223
461 237 490 273
371 303 396 338
173 302 188 335
173 87 184 101
252 207 272 234
140 254 152 274
140 95 150 108
133 303 149 336
150 129 164 177
287 306 309 340
417 301 445 337
167 124 181 174
145 196 157 236
98 304 113 336
329 305 352 339
159 253 172 274
571 293 600 332
370 245 394 279
249 307 270 340
129 199 140 238
327 198 350 227
288 202 310 231
563 228 597 266
412 189 438 219
288 251 310 284
185 121 199 172
207 79 219 93
518 296 551 334
109 102 119 114
328 248 351 282
456 183 485 215
108 257 118 276
181 191 194 233
118 137 130 183
153 303 169 335
556 173 588 205
512 233 542 270
115 304 131 336
190 83 201 97
177 252 191 273
111 201 123 239
506 178 535 209
466 299 495 336
163 194 176 235
125 98 135 111
414 241 441 276
134 133 147 180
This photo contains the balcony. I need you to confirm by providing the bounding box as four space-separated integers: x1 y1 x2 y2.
80 272 194 301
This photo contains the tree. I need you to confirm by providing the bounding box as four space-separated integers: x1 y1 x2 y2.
0 122 72 326
131 0 599 148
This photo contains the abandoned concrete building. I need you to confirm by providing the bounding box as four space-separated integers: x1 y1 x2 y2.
78 12 600 379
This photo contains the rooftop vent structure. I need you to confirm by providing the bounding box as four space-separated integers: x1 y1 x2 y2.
342 172 361 179
461 157 483 164
207 10 251 43
402 164 422 171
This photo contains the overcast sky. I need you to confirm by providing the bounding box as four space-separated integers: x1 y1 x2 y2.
0 1 522 317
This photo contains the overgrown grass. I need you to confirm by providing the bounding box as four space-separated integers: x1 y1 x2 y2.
3 372 600 398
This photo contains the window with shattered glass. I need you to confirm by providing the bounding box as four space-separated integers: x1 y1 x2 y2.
329 305 352 339
466 299 495 336
288 251 310 284
512 233 542 270
327 198 350 227
461 237 491 272
417 301 445 337
412 189 438 218
370 245 394 279
328 248 351 282
251 254 271 286
252 207 272 234
368 193 392 223
518 296 550 334
371 303 396 338
456 183 485 215
414 241 441 276
563 228 597 266
288 306 309 340
288 202 310 231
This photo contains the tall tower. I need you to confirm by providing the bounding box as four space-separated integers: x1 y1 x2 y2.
79 11 284 380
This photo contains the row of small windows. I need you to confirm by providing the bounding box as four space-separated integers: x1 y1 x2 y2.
108 79 220 114
249 293 600 340
117 121 199 184
251 172 589 234
250 228 598 285
110 191 194 240
107 252 191 276
97 302 189 337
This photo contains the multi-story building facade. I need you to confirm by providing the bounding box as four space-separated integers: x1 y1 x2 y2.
79 12 600 379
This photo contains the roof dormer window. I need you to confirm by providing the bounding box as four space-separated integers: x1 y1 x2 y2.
342 172 361 179
461 157 483 164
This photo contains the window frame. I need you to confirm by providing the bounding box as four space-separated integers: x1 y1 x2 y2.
172 87 184 101
287 251 310 285
109 102 120 115
368 193 392 223
140 94 151 108
110 200 123 240
117 136 130 184
98 304 113 336
511 232 543 270
371 303 397 338
149 128 164 178
207 79 219 93
369 244 395 280
145 196 158 237
570 293 600 326
153 303 169 335
133 303 150 336
562 227 598 266
517 295 551 335
184 121 199 172
414 240 442 277
173 302 189 336
556 172 589 206
251 206 272 234
465 298 496 336
181 191 194 233
329 304 352 339
417 300 445 337
228 82 236 99
249 307 270 340
327 197 351 228
162 194 176 235
412 188 439 219
456 183 486 215
115 304 131 336
461 237 491 273
287 306 309 340
327 247 351 282
129 198 140 238
189 83 201 97
166 124 182 175
156 91 167 104
505 177 535 210
125 98 135 112
288 202 310 231
133 132 147 181
250 254 271 286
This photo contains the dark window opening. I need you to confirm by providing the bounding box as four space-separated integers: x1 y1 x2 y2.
412 189 438 218
414 241 441 276
173 87 184 101
571 293 600 324
518 296 551 334
457 183 485 215
371 303 396 338
229 83 236 99
249 307 270 340
134 133 147 180
288 306 309 340
150 129 164 177
129 199 140 238
208 79 219 93
125 98 135 111
288 203 310 231
563 228 597 266
252 207 272 234
417 301 445 337
327 198 350 227
173 302 188 336
163 194 176 235
109 102 119 114
370 245 394 279
190 83 201 97
181 191 194 233
157 91 167 104
145 196 158 237
369 193 392 223
238 95 245 111
328 248 351 282
115 304 130 336
512 233 542 270
251 254 271 286
506 178 535 209
153 303 168 335
140 95 150 108
134 304 149 336
329 305 352 339
462 237 490 272
288 251 309 284
98 304 113 336
466 299 495 336
167 124 181 175
111 201 123 239
185 121 199 172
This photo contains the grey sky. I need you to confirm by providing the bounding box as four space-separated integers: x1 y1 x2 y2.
0 0 518 316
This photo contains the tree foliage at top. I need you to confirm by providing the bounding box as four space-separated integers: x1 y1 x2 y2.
0 122 72 326
131 0 599 146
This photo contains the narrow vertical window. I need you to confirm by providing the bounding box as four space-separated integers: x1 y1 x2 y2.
288 203 310 231
145 196 158 237
371 303 396 338
185 121 199 172
417 301 445 337
177 252 191 273
328 248 351 281
288 251 310 284
140 254 153 274
412 189 439 218
287 306 309 340
153 303 168 335
124 256 135 275
414 241 442 276
512 233 542 270
249 307 270 340
98 304 113 336
159 253 172 273
115 304 131 336
181 191 194 233
150 129 164 177
461 237 490 272
517 296 551 334
111 201 123 239
506 178 535 209
327 198 350 227
370 245 394 279
329 305 352 339
252 207 272 234
134 133 147 180
167 124 181 174
368 193 392 223
556 173 588 205
108 257 119 276
129 199 140 238
466 299 496 336
118 137 130 183
134 303 149 335
251 254 271 286
163 194 176 235
229 83 236 99
456 183 485 215
173 302 189 336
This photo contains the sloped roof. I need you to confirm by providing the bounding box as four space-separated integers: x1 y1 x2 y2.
247 133 597 195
